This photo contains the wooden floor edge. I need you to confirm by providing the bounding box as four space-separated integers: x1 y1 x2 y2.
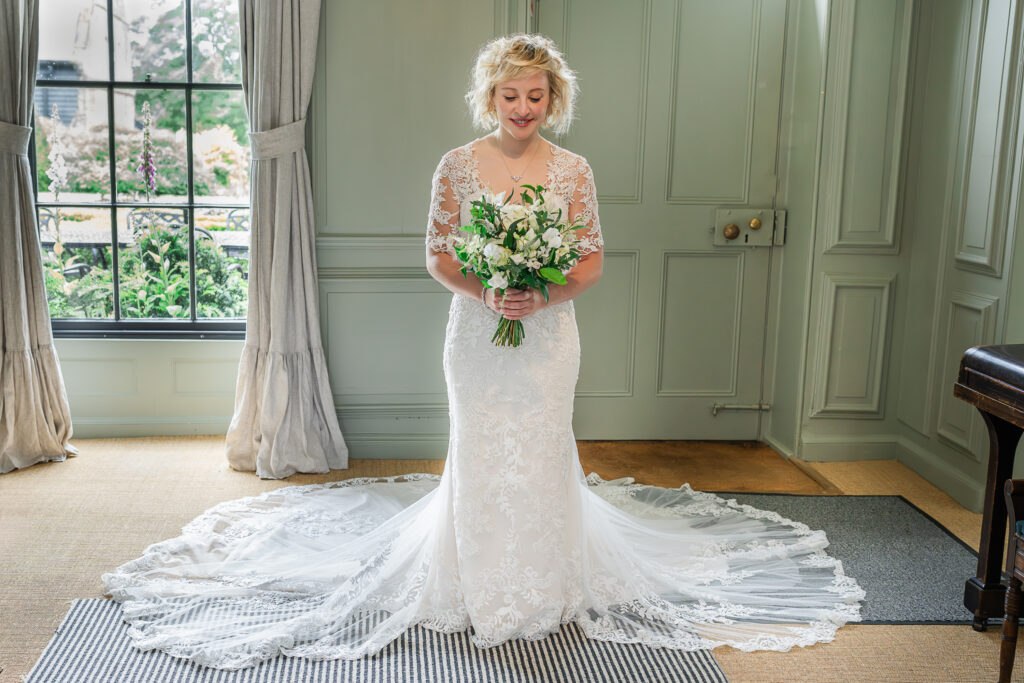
786 457 844 495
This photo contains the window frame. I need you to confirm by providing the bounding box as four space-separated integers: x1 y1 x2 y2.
32 1 248 340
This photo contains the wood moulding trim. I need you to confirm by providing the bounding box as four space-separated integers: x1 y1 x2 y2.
808 272 897 419
318 267 432 280
934 289 998 460
665 0 760 205
562 0 652 205
820 0 913 254
907 0 975 440
337 403 449 420
951 0 1020 277
655 250 743 397
577 250 639 398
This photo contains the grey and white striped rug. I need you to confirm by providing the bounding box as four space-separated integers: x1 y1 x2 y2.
26 599 727 683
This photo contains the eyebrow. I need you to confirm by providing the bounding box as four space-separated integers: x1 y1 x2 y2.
499 87 547 93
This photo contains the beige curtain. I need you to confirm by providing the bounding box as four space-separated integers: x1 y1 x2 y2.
0 0 74 474
226 0 348 478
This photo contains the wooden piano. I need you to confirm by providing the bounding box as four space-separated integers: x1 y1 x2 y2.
954 343 1024 630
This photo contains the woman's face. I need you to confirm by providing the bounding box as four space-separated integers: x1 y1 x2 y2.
492 71 550 141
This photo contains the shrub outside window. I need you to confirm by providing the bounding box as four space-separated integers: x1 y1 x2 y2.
34 0 249 338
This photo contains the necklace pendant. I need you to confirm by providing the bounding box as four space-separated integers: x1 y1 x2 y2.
511 175 522 182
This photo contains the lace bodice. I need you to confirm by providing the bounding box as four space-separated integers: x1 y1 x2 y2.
426 139 605 257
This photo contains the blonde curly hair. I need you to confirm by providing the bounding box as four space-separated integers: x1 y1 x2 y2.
465 34 578 136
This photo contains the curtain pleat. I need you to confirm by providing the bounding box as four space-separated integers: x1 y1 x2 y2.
226 0 348 478
0 0 75 474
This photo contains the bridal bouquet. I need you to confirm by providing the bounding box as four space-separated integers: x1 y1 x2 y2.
454 184 587 347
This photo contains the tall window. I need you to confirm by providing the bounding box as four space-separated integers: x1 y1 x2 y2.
33 0 249 338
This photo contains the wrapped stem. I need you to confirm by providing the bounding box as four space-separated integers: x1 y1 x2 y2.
491 317 525 347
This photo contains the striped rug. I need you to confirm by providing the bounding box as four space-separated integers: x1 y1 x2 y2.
26 599 727 683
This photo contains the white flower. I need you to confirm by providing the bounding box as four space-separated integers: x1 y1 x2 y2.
488 272 508 289
483 243 510 266
542 227 562 248
526 259 542 269
511 253 525 265
500 203 530 227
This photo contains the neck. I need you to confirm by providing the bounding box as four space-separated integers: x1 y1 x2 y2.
494 129 540 158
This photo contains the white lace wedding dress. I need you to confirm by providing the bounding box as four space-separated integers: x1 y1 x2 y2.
102 140 864 670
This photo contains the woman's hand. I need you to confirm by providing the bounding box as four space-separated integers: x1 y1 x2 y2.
485 288 547 320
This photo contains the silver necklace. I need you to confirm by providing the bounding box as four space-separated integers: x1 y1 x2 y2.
498 139 541 183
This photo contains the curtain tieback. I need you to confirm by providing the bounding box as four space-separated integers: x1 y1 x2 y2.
0 121 31 156
249 119 307 160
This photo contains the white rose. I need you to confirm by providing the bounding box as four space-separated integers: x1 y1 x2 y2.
542 227 562 248
500 203 530 227
488 272 508 289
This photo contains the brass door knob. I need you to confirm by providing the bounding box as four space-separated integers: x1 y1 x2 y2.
723 224 740 240
749 217 762 230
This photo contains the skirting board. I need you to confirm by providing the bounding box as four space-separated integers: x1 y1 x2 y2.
897 436 985 514
798 433 903 462
70 416 232 439
796 431 984 513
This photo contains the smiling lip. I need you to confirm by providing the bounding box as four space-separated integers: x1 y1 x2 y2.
511 118 533 127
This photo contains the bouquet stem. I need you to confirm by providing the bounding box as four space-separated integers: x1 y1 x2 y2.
492 316 525 347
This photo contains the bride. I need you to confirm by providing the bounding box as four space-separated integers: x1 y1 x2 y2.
102 34 863 670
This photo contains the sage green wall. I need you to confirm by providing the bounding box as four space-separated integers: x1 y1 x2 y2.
52 0 1024 515
775 0 1024 512
891 0 1024 511
761 0 828 457
54 339 243 437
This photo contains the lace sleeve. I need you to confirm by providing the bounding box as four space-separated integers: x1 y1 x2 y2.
426 153 460 255
569 160 604 256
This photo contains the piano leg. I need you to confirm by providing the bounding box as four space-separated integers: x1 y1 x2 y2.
965 411 1023 631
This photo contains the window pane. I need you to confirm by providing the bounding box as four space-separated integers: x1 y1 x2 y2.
192 90 249 204
192 0 242 84
195 208 249 319
38 1 109 81
35 87 111 203
115 89 187 203
117 207 192 319
39 206 115 319
116 1 187 82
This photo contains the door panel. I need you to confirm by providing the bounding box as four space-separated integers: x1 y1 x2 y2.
544 0 788 438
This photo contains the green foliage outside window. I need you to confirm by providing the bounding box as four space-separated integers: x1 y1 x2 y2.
43 227 248 320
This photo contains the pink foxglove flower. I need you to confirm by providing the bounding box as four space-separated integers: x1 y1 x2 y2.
137 101 157 200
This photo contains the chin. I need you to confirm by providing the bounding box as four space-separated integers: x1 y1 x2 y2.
505 123 538 138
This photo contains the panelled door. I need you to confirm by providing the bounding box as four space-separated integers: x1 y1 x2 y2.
541 0 789 438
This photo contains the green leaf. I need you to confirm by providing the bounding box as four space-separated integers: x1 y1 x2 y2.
539 267 566 285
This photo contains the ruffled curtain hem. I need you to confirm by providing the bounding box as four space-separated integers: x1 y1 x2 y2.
0 343 75 474
225 342 348 479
